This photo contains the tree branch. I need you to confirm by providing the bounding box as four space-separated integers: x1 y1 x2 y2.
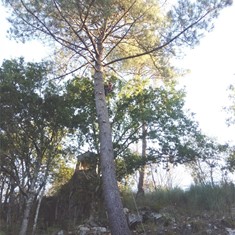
104 8 213 66
53 0 97 60
103 0 137 41
19 0 94 67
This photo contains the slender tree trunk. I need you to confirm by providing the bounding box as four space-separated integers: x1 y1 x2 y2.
32 186 45 235
6 182 14 227
19 166 40 235
19 193 35 235
209 165 215 188
150 164 157 191
93 40 130 235
137 122 147 197
0 179 5 212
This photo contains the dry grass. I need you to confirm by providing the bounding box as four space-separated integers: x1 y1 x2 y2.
122 183 235 216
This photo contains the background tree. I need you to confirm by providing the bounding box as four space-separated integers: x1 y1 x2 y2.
3 1 232 234
224 83 235 174
64 77 99 153
64 75 203 187
224 84 235 126
227 148 235 173
113 78 201 191
186 135 229 186
0 58 70 235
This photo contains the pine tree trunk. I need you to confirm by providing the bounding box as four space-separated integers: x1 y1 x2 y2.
93 41 130 235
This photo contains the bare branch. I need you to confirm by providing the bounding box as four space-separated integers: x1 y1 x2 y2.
53 0 97 60
104 0 137 41
76 0 95 32
104 8 213 67
19 0 94 67
75 0 100 56
50 62 90 81
103 16 142 62
115 124 143 156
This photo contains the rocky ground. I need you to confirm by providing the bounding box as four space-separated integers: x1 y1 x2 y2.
52 207 235 235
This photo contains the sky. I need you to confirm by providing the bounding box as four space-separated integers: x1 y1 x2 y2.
175 4 235 144
0 3 234 145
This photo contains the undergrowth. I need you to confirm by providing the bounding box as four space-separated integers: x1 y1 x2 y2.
121 183 235 216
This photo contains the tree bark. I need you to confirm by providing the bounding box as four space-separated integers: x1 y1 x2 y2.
93 41 130 235
19 163 40 235
19 193 35 235
32 186 45 235
6 181 15 227
137 122 147 197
